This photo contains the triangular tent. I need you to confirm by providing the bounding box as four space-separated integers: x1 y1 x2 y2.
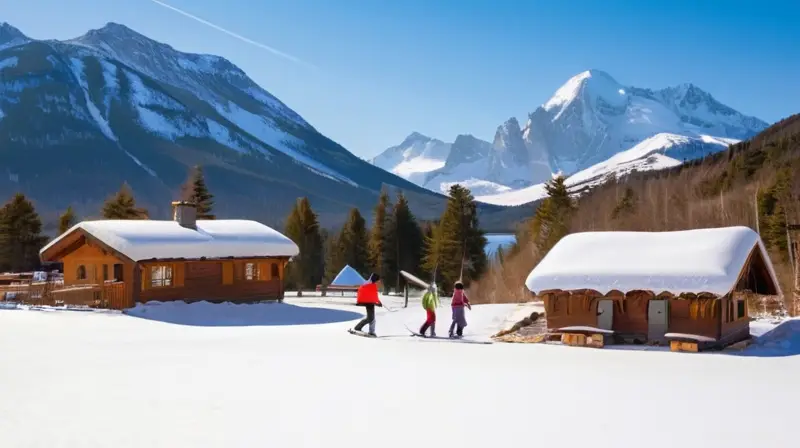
330 265 367 286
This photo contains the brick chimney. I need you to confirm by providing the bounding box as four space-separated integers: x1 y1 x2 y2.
171 201 197 229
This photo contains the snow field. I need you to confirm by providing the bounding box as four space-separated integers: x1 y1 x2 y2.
0 295 797 448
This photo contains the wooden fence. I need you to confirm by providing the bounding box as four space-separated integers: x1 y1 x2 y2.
0 281 128 309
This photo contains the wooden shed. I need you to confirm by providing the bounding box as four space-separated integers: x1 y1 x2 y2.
525 226 782 351
39 202 299 309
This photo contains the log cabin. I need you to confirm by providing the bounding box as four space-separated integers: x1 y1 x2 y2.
39 201 299 309
524 226 782 351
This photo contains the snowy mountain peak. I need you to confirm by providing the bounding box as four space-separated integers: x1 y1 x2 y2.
76 22 168 53
0 22 29 48
444 134 492 168
0 20 454 228
401 131 435 145
543 69 627 115
370 132 451 182
377 68 769 199
91 22 144 38
65 21 309 129
0 22 25 38
493 118 525 158
498 117 521 134
71 22 239 78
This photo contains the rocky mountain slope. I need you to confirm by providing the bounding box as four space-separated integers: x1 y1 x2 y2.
0 22 519 231
374 69 769 198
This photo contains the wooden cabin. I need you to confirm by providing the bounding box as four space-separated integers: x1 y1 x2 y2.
525 226 782 351
39 201 299 309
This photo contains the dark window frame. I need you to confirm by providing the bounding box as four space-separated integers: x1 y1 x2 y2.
270 263 279 279
150 265 173 288
244 262 260 281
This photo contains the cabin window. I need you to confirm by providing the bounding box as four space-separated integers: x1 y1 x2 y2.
245 263 260 281
150 265 173 288
102 264 109 281
271 263 279 279
77 265 87 280
736 300 746 320
113 264 124 282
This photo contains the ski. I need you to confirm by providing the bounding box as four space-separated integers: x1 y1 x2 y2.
404 325 492 345
347 329 409 339
347 328 378 338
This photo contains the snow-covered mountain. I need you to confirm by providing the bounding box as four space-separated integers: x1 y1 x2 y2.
0 22 525 229
475 132 738 206
370 132 450 184
373 69 769 198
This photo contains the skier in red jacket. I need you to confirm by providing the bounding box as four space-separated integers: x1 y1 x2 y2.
353 273 383 336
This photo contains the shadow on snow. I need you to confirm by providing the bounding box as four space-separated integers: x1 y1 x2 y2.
123 300 363 327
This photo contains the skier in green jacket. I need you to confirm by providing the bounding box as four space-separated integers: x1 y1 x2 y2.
419 284 440 337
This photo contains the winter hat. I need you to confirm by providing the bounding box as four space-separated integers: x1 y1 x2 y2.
368 273 381 283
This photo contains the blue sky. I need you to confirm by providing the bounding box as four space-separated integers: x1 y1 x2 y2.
2 0 799 158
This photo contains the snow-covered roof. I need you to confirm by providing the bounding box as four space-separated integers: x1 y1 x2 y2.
330 265 366 286
525 226 781 297
41 219 299 262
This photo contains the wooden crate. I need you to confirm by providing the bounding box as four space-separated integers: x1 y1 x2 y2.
561 333 585 346
560 332 606 348
585 333 605 348
670 340 699 353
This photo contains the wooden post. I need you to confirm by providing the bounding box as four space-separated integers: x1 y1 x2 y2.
789 224 800 315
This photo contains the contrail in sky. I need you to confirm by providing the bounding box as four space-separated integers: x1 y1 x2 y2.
147 0 313 68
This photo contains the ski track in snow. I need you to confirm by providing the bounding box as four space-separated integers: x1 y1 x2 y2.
0 296 797 448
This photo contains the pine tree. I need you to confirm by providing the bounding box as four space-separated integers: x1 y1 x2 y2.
757 167 793 256
338 208 370 275
102 183 148 219
323 228 343 283
284 197 324 293
384 193 424 291
423 185 487 293
0 194 48 272
58 206 76 235
181 165 215 219
421 221 435 241
528 175 574 255
368 190 391 291
611 187 637 220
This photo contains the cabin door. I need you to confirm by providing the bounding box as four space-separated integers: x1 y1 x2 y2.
597 300 614 331
647 300 669 343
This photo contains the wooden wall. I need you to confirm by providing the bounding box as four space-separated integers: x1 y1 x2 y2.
543 292 599 329
137 258 286 303
667 299 720 339
542 288 754 346
613 292 650 337
721 294 751 344
62 244 124 285
60 241 136 308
